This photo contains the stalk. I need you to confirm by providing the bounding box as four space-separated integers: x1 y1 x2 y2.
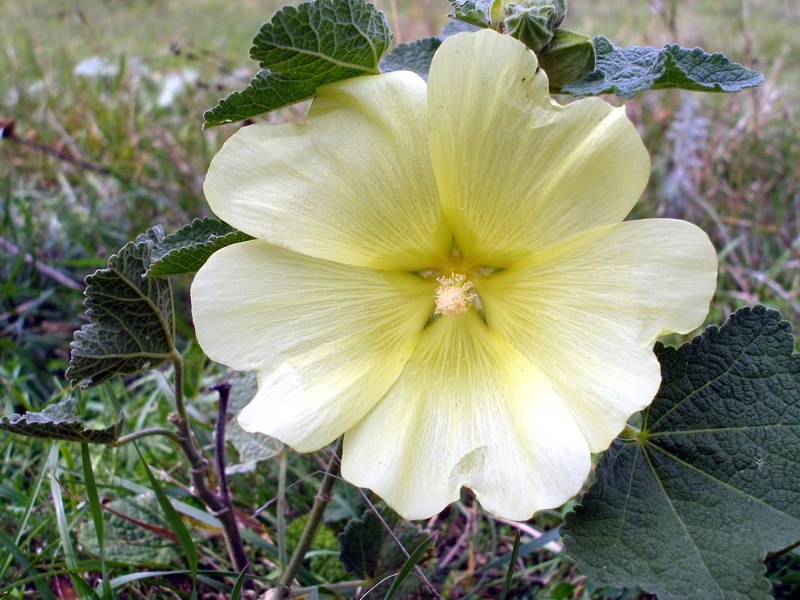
167 354 251 583
274 438 343 599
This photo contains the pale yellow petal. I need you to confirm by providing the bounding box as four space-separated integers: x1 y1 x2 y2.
190 241 436 451
477 219 717 450
428 30 650 267
342 311 591 520
204 72 451 271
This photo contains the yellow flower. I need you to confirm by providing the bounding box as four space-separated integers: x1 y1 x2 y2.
191 30 717 520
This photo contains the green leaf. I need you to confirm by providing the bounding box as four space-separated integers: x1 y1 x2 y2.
379 520 433 575
338 509 386 579
79 495 180 565
286 515 349 582
67 228 174 388
0 531 55 599
81 443 113 598
448 0 493 28
500 531 521 600
379 37 442 81
203 0 392 128
230 567 250 600
562 305 800 599
563 35 764 98
0 398 124 444
383 535 434 600
146 218 253 278
137 447 199 582
363 514 435 597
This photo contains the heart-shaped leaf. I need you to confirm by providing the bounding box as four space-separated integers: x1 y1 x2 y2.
563 306 800 599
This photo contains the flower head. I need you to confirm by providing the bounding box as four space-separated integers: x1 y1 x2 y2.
191 30 717 520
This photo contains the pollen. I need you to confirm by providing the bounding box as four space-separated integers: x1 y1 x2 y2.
434 273 477 316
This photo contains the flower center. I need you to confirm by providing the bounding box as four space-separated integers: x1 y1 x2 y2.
434 273 477 316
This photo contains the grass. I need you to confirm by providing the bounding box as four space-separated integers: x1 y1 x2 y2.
1 0 799 597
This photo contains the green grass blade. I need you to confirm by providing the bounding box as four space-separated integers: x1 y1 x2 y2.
135 444 198 597
0 442 50 584
81 443 113 599
47 444 98 600
475 528 561 573
383 536 433 600
0 530 56 599
109 569 189 589
229 564 250 599
499 531 521 600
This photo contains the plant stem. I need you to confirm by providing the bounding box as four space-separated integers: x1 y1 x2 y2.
167 354 250 581
287 579 370 597
212 381 233 511
209 381 250 580
619 424 642 441
277 449 289 571
275 438 343 599
114 427 182 446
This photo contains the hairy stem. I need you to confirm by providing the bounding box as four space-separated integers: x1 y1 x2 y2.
168 355 250 581
287 579 370 597
277 450 289 571
114 427 182 446
275 439 343 599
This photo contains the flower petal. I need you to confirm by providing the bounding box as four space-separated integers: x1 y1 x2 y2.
204 72 451 271
342 311 591 520
477 219 718 451
191 240 436 451
427 30 650 267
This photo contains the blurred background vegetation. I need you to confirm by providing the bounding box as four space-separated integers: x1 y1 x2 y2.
1 0 798 597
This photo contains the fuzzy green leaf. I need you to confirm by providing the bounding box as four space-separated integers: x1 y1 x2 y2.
338 508 433 595
338 510 386 579
203 0 392 127
379 37 442 81
0 398 123 444
563 36 764 98
146 218 253 278
67 228 174 388
562 305 800 599
448 0 493 28
80 495 180 565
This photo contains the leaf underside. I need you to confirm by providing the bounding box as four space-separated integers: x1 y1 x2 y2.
0 398 123 444
379 37 442 81
203 0 392 127
67 227 174 388
564 35 764 98
562 305 800 599
146 218 253 278
448 0 492 28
